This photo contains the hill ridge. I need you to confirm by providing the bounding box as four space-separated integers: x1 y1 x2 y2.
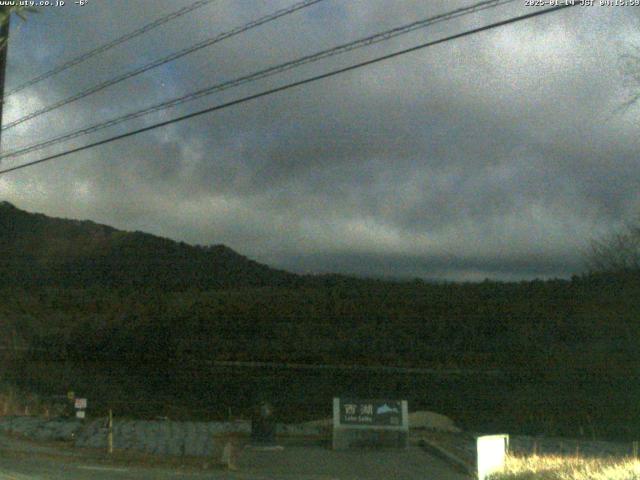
0 202 297 290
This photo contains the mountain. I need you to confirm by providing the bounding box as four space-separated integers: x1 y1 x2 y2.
2 204 640 439
0 201 298 290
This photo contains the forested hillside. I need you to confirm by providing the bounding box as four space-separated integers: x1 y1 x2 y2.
1 202 639 439
0 201 297 289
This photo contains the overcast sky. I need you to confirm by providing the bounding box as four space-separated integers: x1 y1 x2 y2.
0 0 638 281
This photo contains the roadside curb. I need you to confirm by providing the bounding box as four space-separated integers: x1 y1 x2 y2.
417 437 476 478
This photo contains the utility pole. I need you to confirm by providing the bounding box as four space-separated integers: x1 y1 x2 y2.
0 9 10 149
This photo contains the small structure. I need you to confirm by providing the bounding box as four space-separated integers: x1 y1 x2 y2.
251 401 276 445
332 397 409 450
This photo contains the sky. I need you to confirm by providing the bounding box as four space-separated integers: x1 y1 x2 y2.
0 0 638 281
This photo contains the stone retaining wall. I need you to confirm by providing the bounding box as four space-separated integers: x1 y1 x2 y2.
0 416 325 457
0 415 83 441
76 419 253 456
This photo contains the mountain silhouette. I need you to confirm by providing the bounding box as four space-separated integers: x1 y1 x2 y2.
0 201 299 290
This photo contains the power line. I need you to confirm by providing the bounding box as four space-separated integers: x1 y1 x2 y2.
2 0 326 131
0 3 577 177
4 0 217 98
0 0 517 160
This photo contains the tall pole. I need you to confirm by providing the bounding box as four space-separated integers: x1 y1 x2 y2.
0 10 10 149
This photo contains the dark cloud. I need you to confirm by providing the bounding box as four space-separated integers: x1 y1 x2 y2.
1 0 638 281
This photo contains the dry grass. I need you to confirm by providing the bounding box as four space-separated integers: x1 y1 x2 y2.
0 383 64 417
491 454 640 480
0 384 20 416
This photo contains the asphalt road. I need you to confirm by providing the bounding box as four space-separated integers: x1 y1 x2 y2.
0 434 470 479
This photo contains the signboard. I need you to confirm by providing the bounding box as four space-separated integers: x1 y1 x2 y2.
477 434 509 480
339 399 403 427
76 410 86 420
67 391 75 401
333 397 409 450
74 398 87 410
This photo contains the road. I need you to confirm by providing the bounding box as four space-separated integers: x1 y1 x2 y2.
0 434 470 479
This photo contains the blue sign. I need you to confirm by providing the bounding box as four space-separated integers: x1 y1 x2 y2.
339 399 403 426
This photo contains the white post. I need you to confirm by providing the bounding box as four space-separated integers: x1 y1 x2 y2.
477 434 509 480
332 398 341 450
400 400 409 448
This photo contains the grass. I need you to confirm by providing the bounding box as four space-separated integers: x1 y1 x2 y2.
490 454 640 480
0 382 65 417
